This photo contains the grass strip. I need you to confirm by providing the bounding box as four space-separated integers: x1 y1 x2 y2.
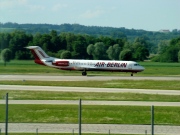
1 60 180 76
0 90 180 102
1 133 139 135
0 105 179 125
0 80 180 90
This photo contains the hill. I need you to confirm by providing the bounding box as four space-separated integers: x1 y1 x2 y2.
0 22 179 39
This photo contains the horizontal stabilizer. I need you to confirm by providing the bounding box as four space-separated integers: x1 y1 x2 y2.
25 46 39 49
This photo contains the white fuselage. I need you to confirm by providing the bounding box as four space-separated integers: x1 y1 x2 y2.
26 46 145 76
42 57 144 73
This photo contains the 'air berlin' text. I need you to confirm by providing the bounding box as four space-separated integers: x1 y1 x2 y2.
95 62 127 68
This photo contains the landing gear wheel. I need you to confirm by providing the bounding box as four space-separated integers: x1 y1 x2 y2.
82 71 87 76
131 73 133 76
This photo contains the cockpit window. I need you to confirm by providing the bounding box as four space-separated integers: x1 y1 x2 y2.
134 63 140 66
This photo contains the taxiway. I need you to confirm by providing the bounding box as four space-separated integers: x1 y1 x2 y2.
1 85 180 95
1 75 180 81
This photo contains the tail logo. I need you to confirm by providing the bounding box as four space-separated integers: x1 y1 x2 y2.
38 50 46 58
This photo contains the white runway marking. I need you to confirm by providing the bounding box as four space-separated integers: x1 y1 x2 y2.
0 85 180 95
0 75 180 81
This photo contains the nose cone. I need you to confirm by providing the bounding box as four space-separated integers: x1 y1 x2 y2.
140 66 145 71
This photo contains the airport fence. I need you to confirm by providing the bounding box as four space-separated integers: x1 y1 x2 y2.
0 94 180 135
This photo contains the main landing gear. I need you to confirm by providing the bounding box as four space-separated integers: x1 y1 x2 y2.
131 73 133 76
82 69 87 76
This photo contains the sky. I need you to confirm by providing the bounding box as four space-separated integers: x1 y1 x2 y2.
0 0 180 31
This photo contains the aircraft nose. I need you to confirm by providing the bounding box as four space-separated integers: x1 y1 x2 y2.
141 66 145 71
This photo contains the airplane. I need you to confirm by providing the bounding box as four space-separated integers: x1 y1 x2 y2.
26 46 145 76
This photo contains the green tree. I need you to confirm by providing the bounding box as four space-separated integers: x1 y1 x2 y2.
113 44 122 60
61 50 71 59
59 34 67 50
32 33 42 45
157 41 169 54
15 51 31 60
0 33 11 51
106 46 113 59
132 37 149 61
160 46 179 62
178 50 180 62
111 31 127 39
87 44 94 59
87 42 107 60
119 49 132 60
98 36 115 47
132 43 149 61
94 42 107 60
1 48 12 66
40 34 52 52
94 42 107 59
106 44 121 60
134 36 151 50
71 35 87 59
50 30 61 52
9 30 32 59
123 42 132 50
153 37 180 62
87 44 94 55
65 33 76 51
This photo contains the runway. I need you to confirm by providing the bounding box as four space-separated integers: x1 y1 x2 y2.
1 75 180 81
1 85 180 95
0 100 179 106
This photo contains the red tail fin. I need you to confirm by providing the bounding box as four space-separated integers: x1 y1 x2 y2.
26 46 49 65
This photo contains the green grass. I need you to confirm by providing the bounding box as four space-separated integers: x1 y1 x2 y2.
0 90 180 102
1 60 180 76
0 105 179 125
1 79 180 90
0 61 180 131
140 62 180 76
0 60 61 74
1 131 137 135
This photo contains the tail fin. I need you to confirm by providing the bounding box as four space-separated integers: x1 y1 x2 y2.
26 46 49 65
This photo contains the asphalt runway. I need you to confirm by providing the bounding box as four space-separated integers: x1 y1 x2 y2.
1 75 180 81
0 100 179 106
0 123 180 134
1 85 180 95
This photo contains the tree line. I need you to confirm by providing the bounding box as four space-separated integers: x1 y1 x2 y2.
152 37 180 62
0 30 149 61
1 22 180 53
1 22 180 36
0 30 180 65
